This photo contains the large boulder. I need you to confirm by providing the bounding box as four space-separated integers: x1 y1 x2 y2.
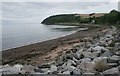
73 69 81 74
93 57 108 63
21 65 35 74
55 56 64 66
82 51 94 59
62 71 70 74
99 40 107 47
108 63 118 69
71 53 80 60
78 61 95 73
65 54 73 60
93 57 109 72
2 64 20 74
93 46 109 51
107 55 120 63
50 65 57 73
61 62 77 73
115 51 120 56
101 51 113 57
103 68 119 75
118 66 120 71
77 48 84 54
67 60 76 66
38 63 51 68
13 64 24 73
92 51 101 57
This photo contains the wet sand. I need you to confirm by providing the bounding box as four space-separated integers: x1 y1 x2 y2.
2 26 108 65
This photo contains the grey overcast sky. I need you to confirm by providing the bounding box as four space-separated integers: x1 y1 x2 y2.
2 2 118 23
1 0 119 2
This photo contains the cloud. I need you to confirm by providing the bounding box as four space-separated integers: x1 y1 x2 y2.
2 0 120 2
2 2 118 23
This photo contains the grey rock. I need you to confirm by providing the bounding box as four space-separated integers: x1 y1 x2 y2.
34 69 44 73
93 46 109 52
71 53 80 60
73 69 81 74
92 51 101 57
93 57 108 63
107 40 113 45
82 72 95 76
76 60 81 65
107 56 120 63
67 60 76 66
99 40 107 47
118 61 120 65
65 54 73 60
82 51 94 59
2 65 19 74
101 51 113 57
62 71 70 74
50 65 57 72
61 62 77 73
103 68 119 75
41 68 49 74
66 66 77 72
73 57 78 62
21 65 35 73
38 63 51 68
81 58 92 62
61 62 67 69
118 66 120 71
108 63 118 69
55 57 64 66
78 60 95 73
77 48 84 54
71 48 78 53
115 51 120 56
113 43 120 52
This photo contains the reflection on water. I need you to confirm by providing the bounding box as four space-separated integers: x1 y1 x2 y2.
50 26 79 31
2 23 85 50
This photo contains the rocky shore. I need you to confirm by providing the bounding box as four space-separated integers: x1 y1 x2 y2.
1 26 120 76
2 26 104 65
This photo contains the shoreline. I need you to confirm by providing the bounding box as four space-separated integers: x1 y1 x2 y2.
2 25 88 51
2 26 108 65
3 30 77 51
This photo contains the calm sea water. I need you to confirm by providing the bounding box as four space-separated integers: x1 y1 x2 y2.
2 22 81 50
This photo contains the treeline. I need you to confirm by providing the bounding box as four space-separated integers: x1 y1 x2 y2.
41 14 81 25
94 10 120 24
41 10 120 25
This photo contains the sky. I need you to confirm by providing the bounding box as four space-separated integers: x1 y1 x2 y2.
1 1 119 23
1 0 119 2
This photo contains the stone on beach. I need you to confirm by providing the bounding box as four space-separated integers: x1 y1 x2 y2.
62 71 70 74
103 68 119 75
50 65 57 73
101 51 113 57
78 61 95 73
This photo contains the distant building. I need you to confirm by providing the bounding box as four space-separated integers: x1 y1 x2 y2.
118 1 120 12
91 20 95 24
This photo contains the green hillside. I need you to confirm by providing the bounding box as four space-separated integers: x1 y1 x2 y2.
41 14 81 25
41 10 120 25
